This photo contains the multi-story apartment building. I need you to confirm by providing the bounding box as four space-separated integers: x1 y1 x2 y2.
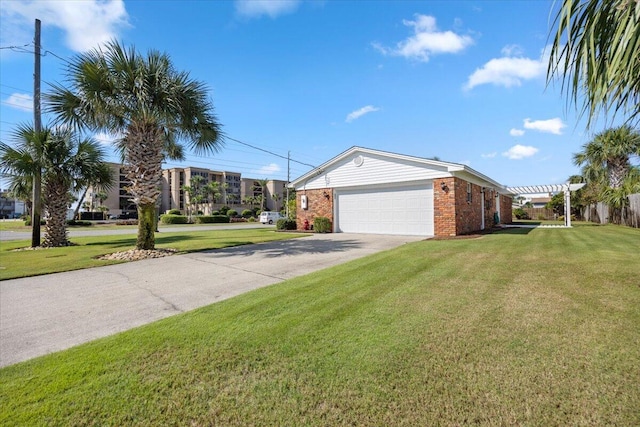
0 189 26 219
83 162 135 218
240 178 288 212
161 167 242 214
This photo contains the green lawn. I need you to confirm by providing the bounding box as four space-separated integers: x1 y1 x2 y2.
0 228 302 280
1 224 639 425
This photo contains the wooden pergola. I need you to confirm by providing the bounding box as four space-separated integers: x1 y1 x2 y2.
507 183 586 227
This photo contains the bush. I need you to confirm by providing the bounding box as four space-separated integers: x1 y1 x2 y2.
513 208 530 220
24 218 46 226
248 217 256 222
227 209 238 218
166 209 181 215
219 206 229 215
195 215 230 224
241 209 253 219
116 219 138 226
160 214 188 224
66 220 92 227
211 210 220 216
277 218 297 230
314 216 331 233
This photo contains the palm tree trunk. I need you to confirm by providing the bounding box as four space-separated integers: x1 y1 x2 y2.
124 122 164 250
137 202 156 250
42 179 70 247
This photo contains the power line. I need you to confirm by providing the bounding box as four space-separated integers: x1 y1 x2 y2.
226 136 317 169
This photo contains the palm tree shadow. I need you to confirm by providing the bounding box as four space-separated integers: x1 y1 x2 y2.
200 237 364 258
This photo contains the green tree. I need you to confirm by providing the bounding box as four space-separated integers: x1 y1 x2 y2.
47 40 223 250
548 0 640 126
0 124 110 247
574 126 640 188
252 179 269 211
546 192 566 215
574 126 640 222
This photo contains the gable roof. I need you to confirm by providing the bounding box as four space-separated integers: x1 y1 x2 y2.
290 146 513 194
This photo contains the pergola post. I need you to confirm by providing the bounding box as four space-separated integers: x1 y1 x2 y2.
564 185 571 227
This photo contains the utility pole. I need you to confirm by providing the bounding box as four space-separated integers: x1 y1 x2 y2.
31 18 42 247
286 151 290 218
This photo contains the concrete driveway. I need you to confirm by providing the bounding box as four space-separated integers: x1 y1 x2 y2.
0 233 423 367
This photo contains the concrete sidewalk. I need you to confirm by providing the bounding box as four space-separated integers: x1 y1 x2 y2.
0 233 423 367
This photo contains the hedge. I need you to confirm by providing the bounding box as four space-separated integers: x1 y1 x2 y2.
195 215 230 224
160 214 188 224
276 218 297 230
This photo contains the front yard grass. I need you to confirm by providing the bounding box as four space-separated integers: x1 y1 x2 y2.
1 224 639 425
0 228 303 280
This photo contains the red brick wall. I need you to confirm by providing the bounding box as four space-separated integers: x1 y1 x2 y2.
454 179 483 235
434 177 457 237
500 194 513 224
296 189 333 231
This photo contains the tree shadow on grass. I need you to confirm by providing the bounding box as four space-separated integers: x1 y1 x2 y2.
199 236 364 259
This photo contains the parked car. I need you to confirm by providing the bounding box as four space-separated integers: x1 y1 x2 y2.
259 211 284 224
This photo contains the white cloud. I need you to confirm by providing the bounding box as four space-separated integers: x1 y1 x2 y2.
373 14 474 62
464 45 548 90
345 105 380 123
0 0 130 52
3 93 32 112
253 163 281 176
235 0 300 18
502 144 539 160
481 152 497 158
510 128 525 137
523 118 566 135
93 131 122 145
501 44 523 57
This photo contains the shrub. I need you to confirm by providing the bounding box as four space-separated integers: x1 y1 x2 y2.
241 209 253 219
513 208 530 220
537 214 546 220
66 220 92 227
277 218 297 230
227 209 238 218
219 206 229 215
160 214 188 224
166 209 181 215
211 210 220 216
314 216 331 233
116 219 138 226
230 217 247 223
247 217 256 222
195 215 230 224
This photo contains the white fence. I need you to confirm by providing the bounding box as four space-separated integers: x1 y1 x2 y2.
582 193 640 228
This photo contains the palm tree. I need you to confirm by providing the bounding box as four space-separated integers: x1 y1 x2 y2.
72 164 113 220
574 125 640 223
252 179 269 211
46 40 223 250
574 126 640 189
548 0 640 126
0 124 111 247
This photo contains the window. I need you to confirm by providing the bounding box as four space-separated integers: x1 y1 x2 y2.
467 183 472 203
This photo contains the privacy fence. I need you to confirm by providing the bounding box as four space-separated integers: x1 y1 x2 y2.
582 193 640 228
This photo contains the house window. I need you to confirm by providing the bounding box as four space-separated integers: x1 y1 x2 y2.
467 183 472 203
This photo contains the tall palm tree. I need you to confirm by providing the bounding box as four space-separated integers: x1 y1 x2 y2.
548 0 640 126
0 124 111 247
574 126 640 189
46 40 223 250
574 125 640 223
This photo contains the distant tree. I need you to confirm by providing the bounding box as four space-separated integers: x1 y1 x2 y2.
574 126 640 223
548 0 640 126
546 192 565 215
0 124 110 247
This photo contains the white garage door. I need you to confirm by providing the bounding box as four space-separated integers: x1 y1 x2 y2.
335 184 434 236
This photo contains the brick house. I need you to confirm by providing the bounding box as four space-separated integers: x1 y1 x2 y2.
289 147 513 237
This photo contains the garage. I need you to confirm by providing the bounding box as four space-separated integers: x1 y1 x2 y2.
291 146 513 237
335 184 434 236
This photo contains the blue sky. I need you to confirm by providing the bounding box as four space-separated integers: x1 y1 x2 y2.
0 0 624 188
